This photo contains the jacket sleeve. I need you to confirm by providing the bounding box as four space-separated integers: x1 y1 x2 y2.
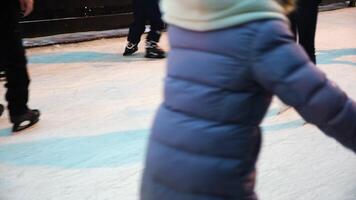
250 20 356 153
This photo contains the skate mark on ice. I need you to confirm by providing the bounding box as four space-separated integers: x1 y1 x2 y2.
265 107 292 118
262 119 305 132
0 129 148 168
317 48 356 66
28 52 157 64
265 108 279 118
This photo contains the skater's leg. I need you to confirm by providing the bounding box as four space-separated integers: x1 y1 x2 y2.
288 10 298 41
123 0 147 56
146 0 165 43
0 104 4 117
144 0 166 59
127 0 146 44
294 0 319 64
0 1 40 132
0 0 29 117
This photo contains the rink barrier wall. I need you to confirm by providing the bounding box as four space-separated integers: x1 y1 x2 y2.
20 0 350 41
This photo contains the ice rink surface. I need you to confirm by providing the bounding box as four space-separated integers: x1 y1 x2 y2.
0 7 356 200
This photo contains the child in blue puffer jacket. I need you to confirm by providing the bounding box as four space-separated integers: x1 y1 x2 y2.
141 0 356 199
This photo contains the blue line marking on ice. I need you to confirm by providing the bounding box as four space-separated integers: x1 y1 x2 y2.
317 48 356 66
0 128 12 137
0 120 304 168
28 49 356 65
28 52 122 64
262 119 305 132
265 108 279 118
28 51 151 64
0 129 148 169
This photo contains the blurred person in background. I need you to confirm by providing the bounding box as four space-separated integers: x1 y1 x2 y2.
0 0 40 132
140 0 356 199
122 0 165 59
289 0 321 64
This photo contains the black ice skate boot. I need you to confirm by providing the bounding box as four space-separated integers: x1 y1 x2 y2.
123 42 138 56
145 41 166 59
0 104 4 117
0 68 6 82
10 109 40 132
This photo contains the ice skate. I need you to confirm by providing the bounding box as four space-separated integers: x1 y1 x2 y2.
11 109 40 132
123 42 138 56
0 69 6 82
145 41 166 59
0 104 4 117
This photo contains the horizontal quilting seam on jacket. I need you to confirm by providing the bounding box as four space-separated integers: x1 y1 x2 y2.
252 43 308 88
319 95 350 128
273 57 308 84
252 37 292 62
319 100 356 152
154 105 260 140
152 131 247 162
275 61 322 107
249 20 296 82
167 47 252 91
147 173 245 200
166 74 257 94
248 21 275 84
151 129 246 162
153 106 256 160
162 96 257 126
249 20 294 56
170 45 240 61
146 138 255 197
250 42 313 105
319 99 356 130
319 99 356 151
295 77 327 112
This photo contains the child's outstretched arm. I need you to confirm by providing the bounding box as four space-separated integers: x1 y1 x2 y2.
251 20 356 152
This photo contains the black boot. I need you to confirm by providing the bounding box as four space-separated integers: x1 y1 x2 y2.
145 41 166 59
123 42 138 56
0 68 6 82
10 109 40 132
0 104 4 117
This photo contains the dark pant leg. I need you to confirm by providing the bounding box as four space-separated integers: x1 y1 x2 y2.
290 0 319 64
0 1 30 117
145 0 165 42
127 0 147 44
297 0 319 64
288 11 297 41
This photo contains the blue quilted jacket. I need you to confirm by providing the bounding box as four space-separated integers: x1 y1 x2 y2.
141 19 356 200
